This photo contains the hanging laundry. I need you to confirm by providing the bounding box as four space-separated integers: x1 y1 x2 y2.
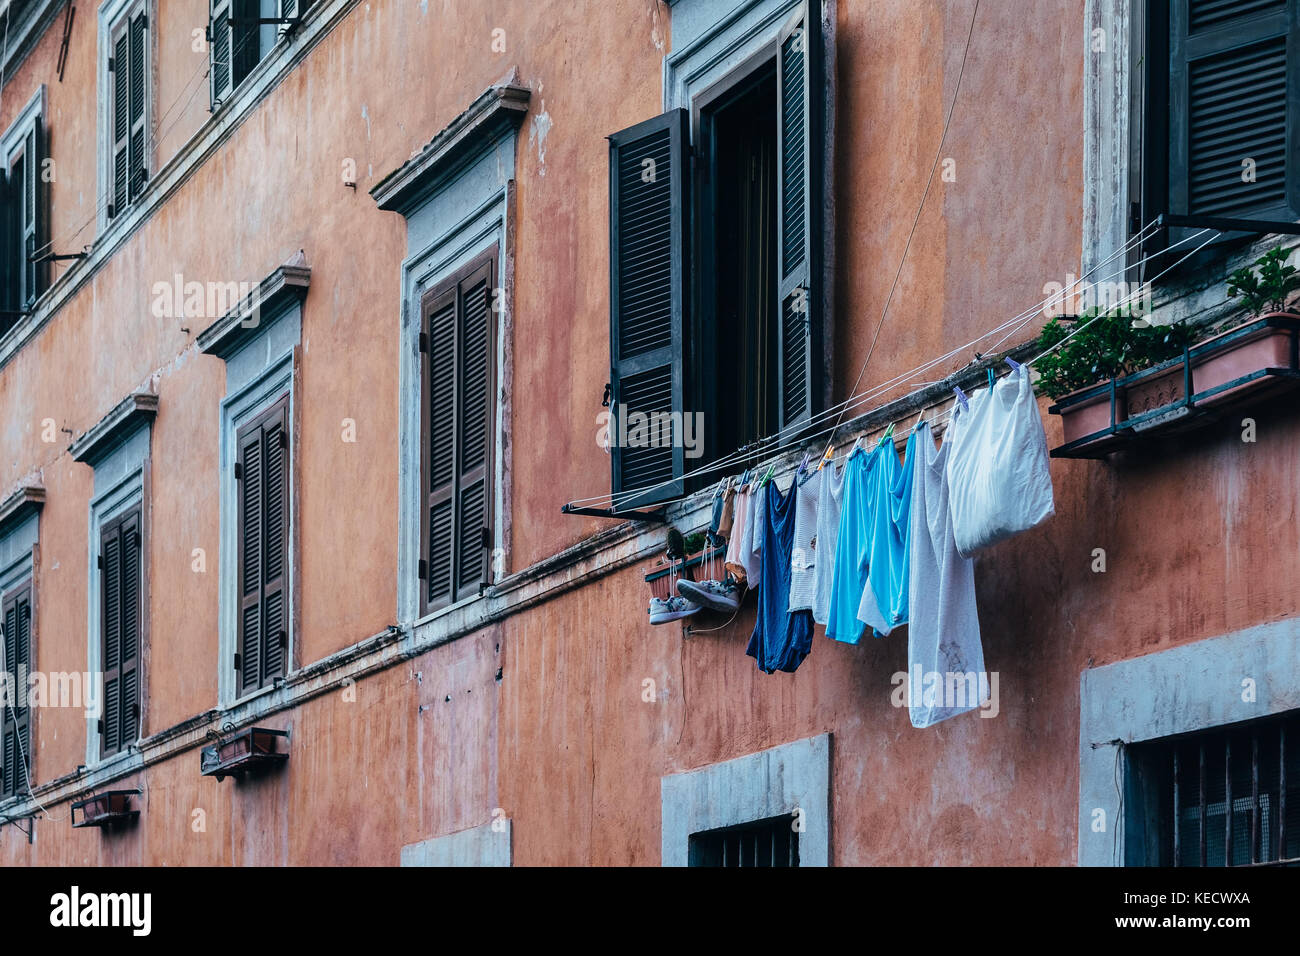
826 444 881 644
945 363 1056 557
724 484 751 585
717 476 736 540
907 421 986 727
853 430 916 636
811 456 846 626
788 469 820 613
746 476 814 673
742 478 766 587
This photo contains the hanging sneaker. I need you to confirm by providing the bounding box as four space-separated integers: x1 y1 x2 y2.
649 595 702 625
676 578 741 613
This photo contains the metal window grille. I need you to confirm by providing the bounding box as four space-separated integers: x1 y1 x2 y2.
1130 711 1300 866
689 815 799 867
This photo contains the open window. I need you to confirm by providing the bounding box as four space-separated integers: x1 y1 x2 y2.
1 94 48 331
1132 0 1300 266
209 0 307 108
607 0 826 509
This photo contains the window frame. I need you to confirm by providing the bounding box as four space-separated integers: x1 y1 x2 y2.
97 0 153 234
0 85 47 321
96 504 144 760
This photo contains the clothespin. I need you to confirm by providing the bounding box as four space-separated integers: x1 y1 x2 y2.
1006 357 1022 371
987 367 996 389
882 422 895 441
913 406 927 431
761 460 776 487
816 446 834 471
954 386 969 411
797 451 810 476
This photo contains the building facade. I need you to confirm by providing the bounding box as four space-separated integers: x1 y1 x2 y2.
0 0 1296 865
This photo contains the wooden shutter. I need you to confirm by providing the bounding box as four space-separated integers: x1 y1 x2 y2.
775 1 824 434
2 586 32 798
1162 0 1300 243
607 109 689 509
128 11 148 203
99 509 142 758
30 115 49 303
210 0 232 106
111 19 130 217
421 248 497 614
0 166 16 322
236 396 290 696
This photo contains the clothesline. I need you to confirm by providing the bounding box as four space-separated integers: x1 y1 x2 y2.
569 218 1199 514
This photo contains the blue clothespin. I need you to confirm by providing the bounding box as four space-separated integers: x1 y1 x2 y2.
796 451 810 476
1006 357 1022 371
987 367 996 389
954 386 969 411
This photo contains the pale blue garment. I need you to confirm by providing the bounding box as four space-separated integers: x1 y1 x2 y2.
856 430 916 636
826 443 888 644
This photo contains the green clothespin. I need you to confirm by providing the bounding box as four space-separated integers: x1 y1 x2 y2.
881 422 895 442
761 460 776 486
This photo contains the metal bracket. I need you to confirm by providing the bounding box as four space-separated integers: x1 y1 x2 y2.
560 503 669 524
1155 213 1300 236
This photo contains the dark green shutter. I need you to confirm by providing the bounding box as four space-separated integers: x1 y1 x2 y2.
31 115 49 304
236 396 290 695
111 22 130 217
99 508 142 758
776 0 824 434
0 166 17 323
1166 0 1300 232
210 0 232 105
421 249 496 613
212 0 263 105
608 109 689 509
128 12 148 203
2 587 32 798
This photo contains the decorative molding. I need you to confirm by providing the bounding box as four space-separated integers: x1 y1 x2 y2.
0 1 63 87
196 262 311 361
68 391 158 466
371 81 530 216
0 484 44 538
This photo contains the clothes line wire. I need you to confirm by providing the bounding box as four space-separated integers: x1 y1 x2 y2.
569 218 1161 511
570 222 1216 514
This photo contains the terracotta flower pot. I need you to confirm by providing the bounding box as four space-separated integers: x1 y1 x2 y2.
1188 311 1300 407
1056 384 1115 446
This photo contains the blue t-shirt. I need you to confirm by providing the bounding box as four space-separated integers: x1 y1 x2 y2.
857 430 916 636
745 478 814 673
826 445 875 644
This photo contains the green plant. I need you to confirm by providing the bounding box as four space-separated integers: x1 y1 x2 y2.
1034 307 1195 400
1226 247 1300 316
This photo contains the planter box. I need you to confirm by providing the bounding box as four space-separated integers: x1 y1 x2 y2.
71 789 140 829
1049 314 1300 458
200 726 289 781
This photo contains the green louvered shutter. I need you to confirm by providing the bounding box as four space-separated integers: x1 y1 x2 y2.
607 109 689 509
2 587 32 798
1160 0 1300 249
776 0 825 435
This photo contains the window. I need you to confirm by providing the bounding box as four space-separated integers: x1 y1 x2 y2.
419 246 497 615
0 89 48 330
607 0 826 508
689 816 800 867
0 584 32 800
107 4 148 220
1133 0 1300 262
235 394 290 696
1128 711 1300 866
209 0 304 108
97 508 143 759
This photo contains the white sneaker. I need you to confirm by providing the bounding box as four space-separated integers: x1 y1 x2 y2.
676 578 741 613
649 595 702 625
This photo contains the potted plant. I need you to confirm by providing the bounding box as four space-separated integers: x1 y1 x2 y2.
1036 306 1193 445
1042 246 1300 453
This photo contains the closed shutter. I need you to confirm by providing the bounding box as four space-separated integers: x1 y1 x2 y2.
775 0 824 434
1164 0 1300 238
236 396 290 695
2 586 32 798
421 248 497 613
607 109 689 509
210 0 232 105
99 508 142 757
210 0 259 104
30 115 49 303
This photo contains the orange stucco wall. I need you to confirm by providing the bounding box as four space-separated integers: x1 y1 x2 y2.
0 0 1291 865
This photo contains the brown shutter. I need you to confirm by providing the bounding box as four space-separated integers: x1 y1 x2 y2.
2 586 32 797
420 247 497 614
236 395 290 694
